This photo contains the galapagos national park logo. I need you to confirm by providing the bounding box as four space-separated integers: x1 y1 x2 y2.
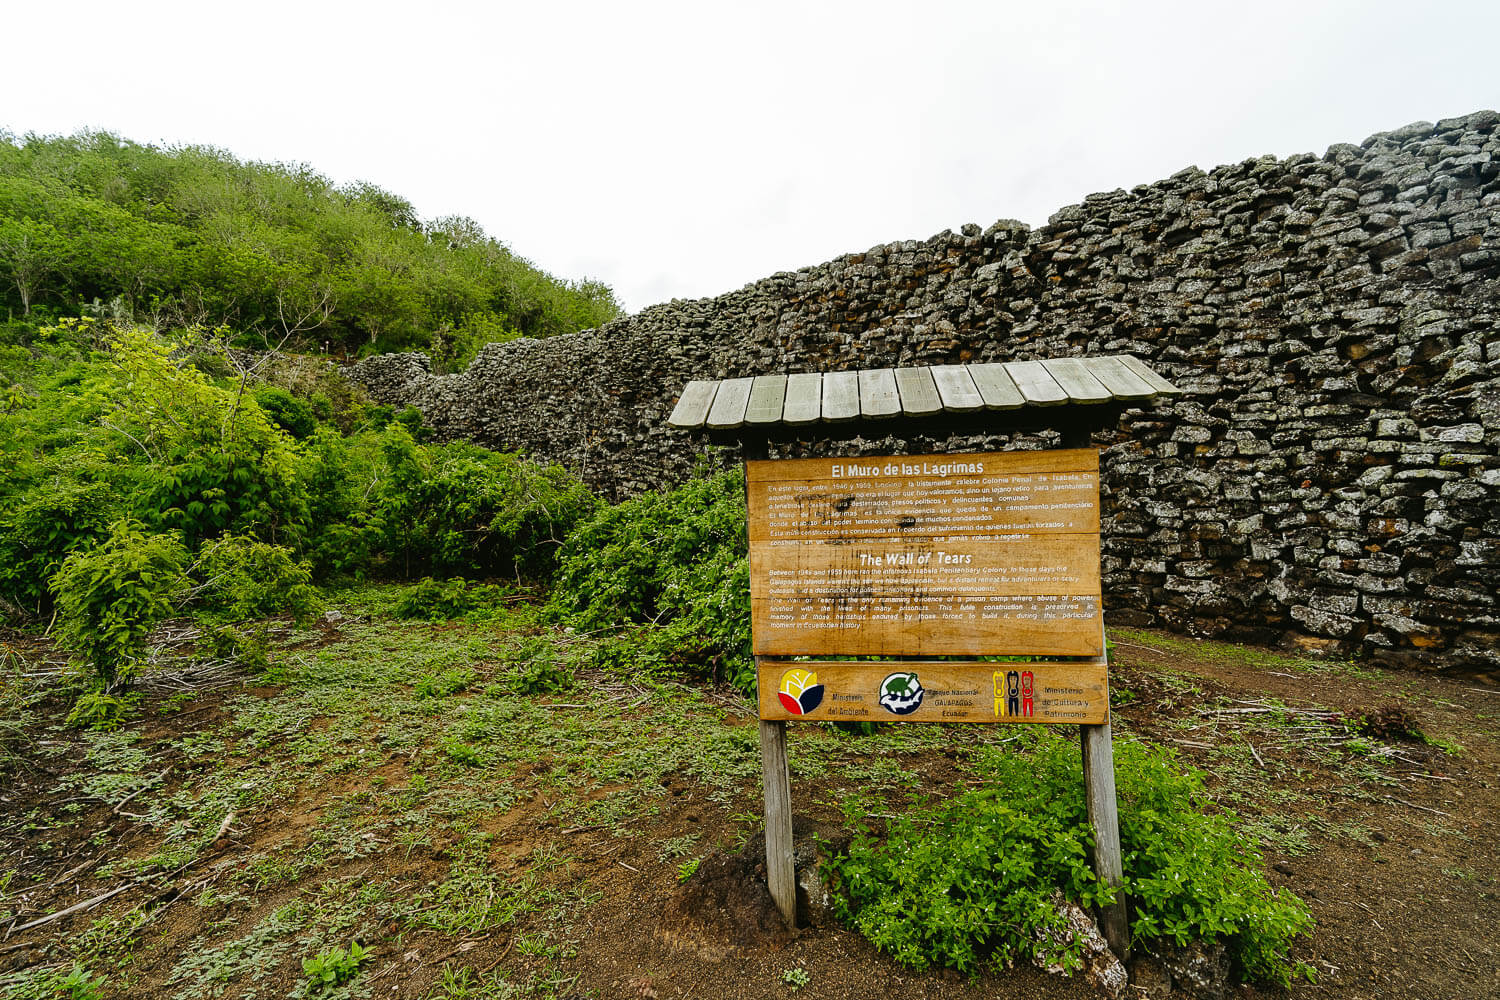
777 669 825 716
878 671 924 715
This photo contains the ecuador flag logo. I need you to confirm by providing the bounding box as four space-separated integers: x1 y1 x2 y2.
777 669 825 716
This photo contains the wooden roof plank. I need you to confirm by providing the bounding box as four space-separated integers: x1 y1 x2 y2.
1041 357 1112 404
782 372 822 426
1117 354 1183 395
858 368 901 419
821 371 860 423
894 366 943 417
745 374 788 426
705 376 755 430
930 364 985 413
1080 355 1157 400
1002 360 1069 406
667 379 720 429
967 363 1026 410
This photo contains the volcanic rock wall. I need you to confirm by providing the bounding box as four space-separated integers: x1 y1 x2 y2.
351 111 1500 672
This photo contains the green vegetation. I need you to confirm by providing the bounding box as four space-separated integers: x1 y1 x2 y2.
298 942 371 996
825 730 1314 985
547 466 752 693
0 131 621 359
0 317 596 724
0 965 107 1000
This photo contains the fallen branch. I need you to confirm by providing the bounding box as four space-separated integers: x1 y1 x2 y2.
1385 796 1451 817
114 769 169 814
5 884 132 936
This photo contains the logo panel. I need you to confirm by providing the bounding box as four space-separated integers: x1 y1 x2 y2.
777 669 825 716
878 671 924 715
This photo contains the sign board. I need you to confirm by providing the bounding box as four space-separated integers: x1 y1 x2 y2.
757 660 1108 724
747 448 1106 724
736 439 1127 947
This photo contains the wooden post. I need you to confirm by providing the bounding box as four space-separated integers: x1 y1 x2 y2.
743 436 796 926
1082 717 1129 957
759 716 797 926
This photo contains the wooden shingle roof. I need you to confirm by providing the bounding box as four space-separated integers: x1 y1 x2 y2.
668 355 1179 431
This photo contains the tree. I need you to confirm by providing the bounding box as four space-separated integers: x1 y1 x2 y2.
0 215 67 314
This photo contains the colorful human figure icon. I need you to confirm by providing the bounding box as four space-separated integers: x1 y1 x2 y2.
1005 671 1021 717
1021 670 1034 718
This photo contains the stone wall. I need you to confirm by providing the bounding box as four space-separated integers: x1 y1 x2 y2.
350 111 1500 673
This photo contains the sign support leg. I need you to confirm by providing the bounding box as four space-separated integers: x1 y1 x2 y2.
1082 719 1129 956
759 718 797 926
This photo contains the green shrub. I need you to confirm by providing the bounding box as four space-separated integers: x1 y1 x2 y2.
253 386 318 439
500 637 576 695
63 690 142 732
0 475 121 613
392 577 514 621
50 519 189 690
199 624 271 673
375 426 597 580
296 427 381 580
106 327 311 547
192 533 322 625
824 731 1312 985
548 467 752 692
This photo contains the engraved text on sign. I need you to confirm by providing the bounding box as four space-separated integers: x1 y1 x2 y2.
746 449 1103 657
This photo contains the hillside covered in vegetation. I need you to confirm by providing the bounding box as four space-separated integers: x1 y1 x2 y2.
0 132 621 365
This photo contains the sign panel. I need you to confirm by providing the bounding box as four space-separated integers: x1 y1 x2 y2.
746 449 1103 658
756 660 1109 725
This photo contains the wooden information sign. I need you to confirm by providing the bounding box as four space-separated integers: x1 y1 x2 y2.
748 448 1108 724
745 447 1127 955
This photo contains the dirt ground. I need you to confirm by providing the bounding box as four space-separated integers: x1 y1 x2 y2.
1 624 1496 1000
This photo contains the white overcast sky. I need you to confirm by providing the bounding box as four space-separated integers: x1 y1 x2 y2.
3 1 1497 313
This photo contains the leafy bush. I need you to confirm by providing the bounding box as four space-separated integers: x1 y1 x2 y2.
824 731 1312 985
0 475 120 614
107 326 310 547
199 625 271 673
375 427 597 581
548 467 752 692
63 690 142 732
50 519 189 690
252 386 317 439
392 577 515 621
507 642 575 695
296 427 382 579
192 533 322 625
